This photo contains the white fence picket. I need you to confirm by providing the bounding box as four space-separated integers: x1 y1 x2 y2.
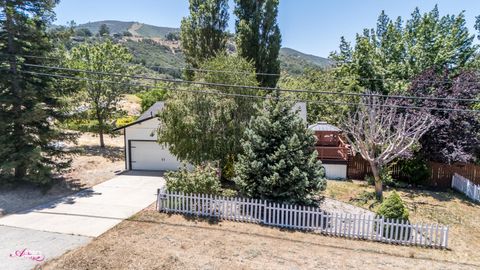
156 191 448 248
452 173 480 202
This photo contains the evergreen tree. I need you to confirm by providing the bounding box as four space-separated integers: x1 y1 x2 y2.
98 23 110 37
234 0 281 87
475 15 480 40
180 0 229 69
234 97 326 205
0 0 76 185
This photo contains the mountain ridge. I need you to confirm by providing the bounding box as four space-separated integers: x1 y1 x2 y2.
74 20 332 75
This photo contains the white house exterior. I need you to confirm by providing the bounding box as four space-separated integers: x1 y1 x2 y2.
115 101 308 172
322 163 347 180
115 102 183 171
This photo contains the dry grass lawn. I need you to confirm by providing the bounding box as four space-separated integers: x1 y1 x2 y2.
41 203 479 270
325 180 480 265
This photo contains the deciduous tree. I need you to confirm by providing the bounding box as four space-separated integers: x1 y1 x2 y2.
158 54 259 179
234 0 281 87
66 40 135 147
331 6 476 94
180 0 229 69
342 95 433 200
407 69 480 163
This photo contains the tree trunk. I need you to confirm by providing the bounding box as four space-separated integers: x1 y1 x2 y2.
99 130 105 148
369 162 383 201
96 114 105 148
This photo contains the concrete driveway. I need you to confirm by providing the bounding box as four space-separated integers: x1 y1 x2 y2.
0 171 164 270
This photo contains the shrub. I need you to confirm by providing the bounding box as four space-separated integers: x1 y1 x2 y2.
377 191 409 220
115 116 136 127
376 191 410 239
365 168 395 187
397 157 431 185
62 119 101 133
165 164 222 195
136 87 167 113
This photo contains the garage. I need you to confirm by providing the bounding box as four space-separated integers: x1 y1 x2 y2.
113 101 183 171
129 141 181 171
115 101 307 172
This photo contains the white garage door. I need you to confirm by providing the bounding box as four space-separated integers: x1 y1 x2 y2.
130 141 182 171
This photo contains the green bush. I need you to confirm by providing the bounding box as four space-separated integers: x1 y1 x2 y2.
377 191 409 221
397 157 431 185
376 191 411 240
165 164 222 195
365 167 395 187
381 168 395 187
62 119 101 133
115 116 136 127
136 87 168 113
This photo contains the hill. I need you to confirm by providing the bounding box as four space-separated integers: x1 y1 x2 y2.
72 20 331 76
279 47 333 75
77 20 179 38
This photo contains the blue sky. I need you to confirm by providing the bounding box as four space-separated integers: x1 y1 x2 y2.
54 0 480 57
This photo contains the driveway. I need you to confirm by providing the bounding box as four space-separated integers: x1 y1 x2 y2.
0 171 164 269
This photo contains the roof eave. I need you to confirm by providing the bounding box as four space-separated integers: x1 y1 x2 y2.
112 116 156 131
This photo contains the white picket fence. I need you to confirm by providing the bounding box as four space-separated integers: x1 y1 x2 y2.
156 189 449 249
452 173 480 202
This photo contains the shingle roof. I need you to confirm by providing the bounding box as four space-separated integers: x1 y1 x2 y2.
137 101 165 121
308 121 342 132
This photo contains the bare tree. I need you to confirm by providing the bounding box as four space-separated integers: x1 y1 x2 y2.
342 95 433 200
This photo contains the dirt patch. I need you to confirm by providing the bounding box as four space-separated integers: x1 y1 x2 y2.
0 133 124 217
118 94 142 116
41 208 478 270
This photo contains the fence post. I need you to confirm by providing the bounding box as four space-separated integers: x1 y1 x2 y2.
156 188 167 212
156 188 160 211
444 226 449 249
262 200 268 225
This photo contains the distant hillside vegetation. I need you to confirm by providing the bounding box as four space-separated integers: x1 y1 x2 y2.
279 47 333 75
77 20 179 38
71 20 331 76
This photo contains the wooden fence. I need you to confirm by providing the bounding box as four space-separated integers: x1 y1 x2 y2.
347 155 480 188
157 190 449 249
452 173 480 202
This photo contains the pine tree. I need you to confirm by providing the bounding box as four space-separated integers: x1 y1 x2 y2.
234 0 281 87
0 0 76 185
180 0 229 69
234 97 326 205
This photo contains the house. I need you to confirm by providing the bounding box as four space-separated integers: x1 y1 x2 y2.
308 122 350 179
114 102 183 171
114 101 307 172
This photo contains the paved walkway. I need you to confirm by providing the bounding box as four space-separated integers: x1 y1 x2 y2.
0 171 164 269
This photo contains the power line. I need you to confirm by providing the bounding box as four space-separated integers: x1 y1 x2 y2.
150 65 282 77
21 63 480 104
3 52 480 86
15 69 480 113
